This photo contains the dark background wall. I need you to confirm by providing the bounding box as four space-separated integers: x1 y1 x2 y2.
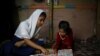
97 0 100 38
0 0 99 43
0 0 19 43
53 0 97 40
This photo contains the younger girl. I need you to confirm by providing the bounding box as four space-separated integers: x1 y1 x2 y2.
52 21 73 53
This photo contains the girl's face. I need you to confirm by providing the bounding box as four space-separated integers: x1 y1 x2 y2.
59 29 66 37
37 16 46 27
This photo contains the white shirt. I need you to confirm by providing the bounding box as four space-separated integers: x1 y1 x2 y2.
14 9 45 39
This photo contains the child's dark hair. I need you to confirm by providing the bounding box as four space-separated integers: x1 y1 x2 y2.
40 12 46 18
59 21 71 34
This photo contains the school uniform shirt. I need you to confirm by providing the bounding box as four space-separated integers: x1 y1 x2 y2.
14 9 45 39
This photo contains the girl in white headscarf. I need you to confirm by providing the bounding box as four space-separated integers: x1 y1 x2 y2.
10 9 48 56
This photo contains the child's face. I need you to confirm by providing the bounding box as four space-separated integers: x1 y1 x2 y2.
37 16 46 27
59 29 66 37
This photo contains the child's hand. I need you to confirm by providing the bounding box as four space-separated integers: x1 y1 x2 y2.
52 49 57 54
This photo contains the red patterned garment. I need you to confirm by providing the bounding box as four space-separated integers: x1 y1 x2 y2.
52 31 73 50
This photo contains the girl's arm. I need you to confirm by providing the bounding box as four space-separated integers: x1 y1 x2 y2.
52 33 61 53
15 40 25 47
24 38 49 55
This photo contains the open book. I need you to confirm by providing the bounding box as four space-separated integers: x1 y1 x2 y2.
30 49 73 56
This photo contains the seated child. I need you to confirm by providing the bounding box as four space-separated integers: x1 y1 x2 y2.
52 21 73 53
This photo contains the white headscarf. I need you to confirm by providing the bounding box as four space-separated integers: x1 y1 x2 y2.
14 9 45 39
